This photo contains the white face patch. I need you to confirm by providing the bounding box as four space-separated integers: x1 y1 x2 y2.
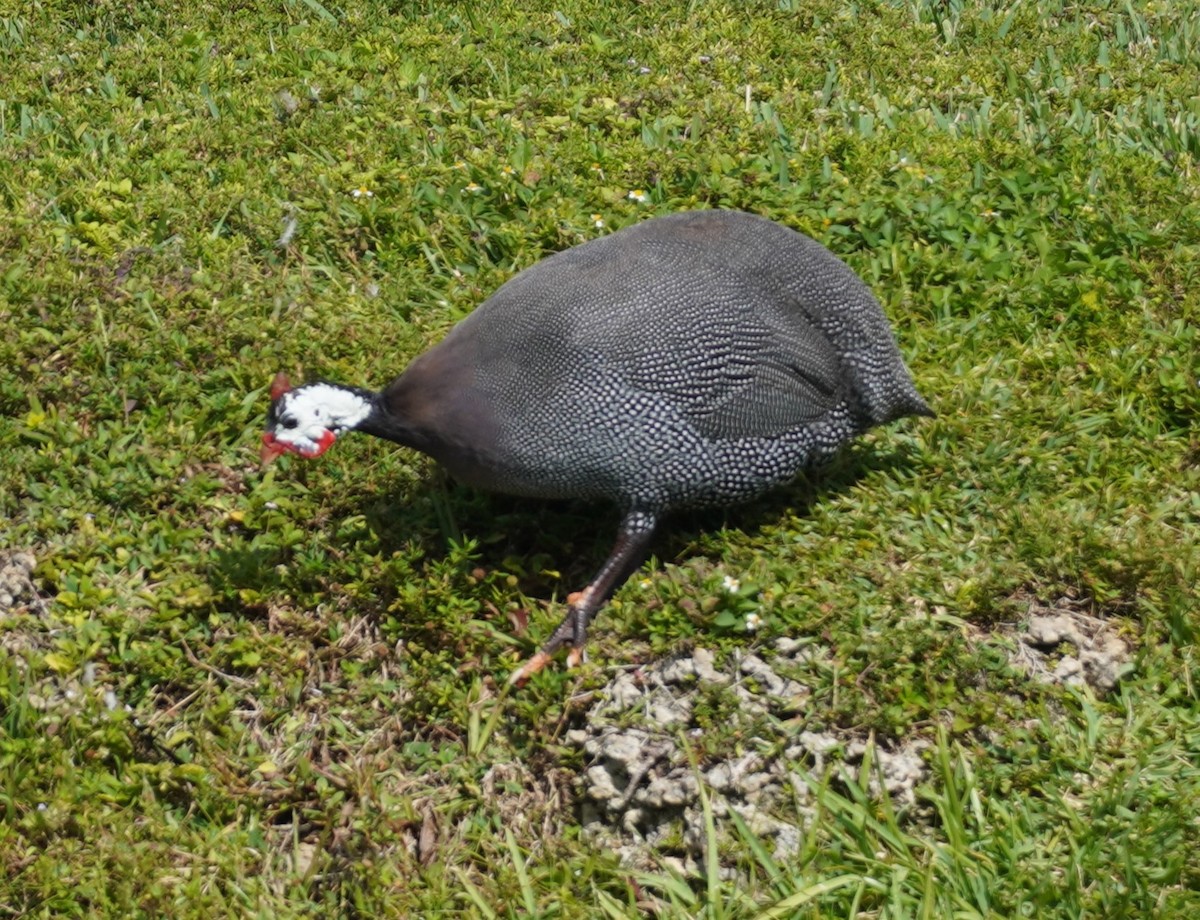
271 384 373 456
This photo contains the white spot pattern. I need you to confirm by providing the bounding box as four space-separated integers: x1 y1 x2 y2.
426 210 930 515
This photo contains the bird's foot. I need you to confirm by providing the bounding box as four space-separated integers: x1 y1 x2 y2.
507 650 556 687
507 591 590 687
506 645 588 687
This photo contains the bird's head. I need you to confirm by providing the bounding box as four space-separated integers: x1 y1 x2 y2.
260 372 374 463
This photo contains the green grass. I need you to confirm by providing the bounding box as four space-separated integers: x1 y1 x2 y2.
1 0 1198 915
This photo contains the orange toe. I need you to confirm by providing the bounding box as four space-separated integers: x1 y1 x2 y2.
508 651 553 687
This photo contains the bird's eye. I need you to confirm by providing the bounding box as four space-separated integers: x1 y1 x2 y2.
281 416 298 430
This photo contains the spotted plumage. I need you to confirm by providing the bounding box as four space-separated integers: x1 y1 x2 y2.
261 209 934 683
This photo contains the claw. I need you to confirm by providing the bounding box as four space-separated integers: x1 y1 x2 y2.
508 644 586 687
508 650 554 687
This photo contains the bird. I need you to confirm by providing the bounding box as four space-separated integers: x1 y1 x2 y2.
260 209 934 684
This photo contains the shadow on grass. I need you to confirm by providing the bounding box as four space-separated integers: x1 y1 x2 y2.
202 438 922 635
205 544 289 614
364 438 922 600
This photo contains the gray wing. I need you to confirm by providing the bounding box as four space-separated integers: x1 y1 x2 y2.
466 230 850 441
541 244 847 440
683 326 844 439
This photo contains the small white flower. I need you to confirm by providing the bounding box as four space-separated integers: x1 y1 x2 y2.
744 612 763 632
351 186 374 199
464 182 484 194
628 189 647 203
591 213 605 228
980 208 999 219
37 802 47 811
638 578 652 590
722 575 740 593
501 165 515 177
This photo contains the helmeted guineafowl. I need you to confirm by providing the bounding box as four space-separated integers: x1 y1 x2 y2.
261 209 934 683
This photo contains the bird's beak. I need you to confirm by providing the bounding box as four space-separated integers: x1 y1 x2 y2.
260 432 286 465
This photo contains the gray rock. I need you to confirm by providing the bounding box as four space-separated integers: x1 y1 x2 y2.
658 656 696 684
586 764 623 801
639 773 697 808
1027 614 1083 647
706 753 763 792
739 653 785 695
797 730 840 757
621 808 644 835
0 550 39 612
1014 604 1133 695
571 644 930 874
1052 654 1084 686
691 647 728 685
875 744 928 806
647 693 692 727
774 636 805 655
605 672 644 711
586 730 646 770
1080 636 1129 692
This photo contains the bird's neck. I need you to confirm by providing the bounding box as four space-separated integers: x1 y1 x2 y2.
354 391 437 452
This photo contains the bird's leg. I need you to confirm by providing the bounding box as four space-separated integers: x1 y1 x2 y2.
509 510 658 685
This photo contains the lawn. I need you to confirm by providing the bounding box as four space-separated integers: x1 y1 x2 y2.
1 0 1197 916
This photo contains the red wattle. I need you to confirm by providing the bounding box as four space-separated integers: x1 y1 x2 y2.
296 429 337 458
260 432 285 464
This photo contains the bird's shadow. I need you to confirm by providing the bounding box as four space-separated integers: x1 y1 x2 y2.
359 438 922 601
205 438 921 626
